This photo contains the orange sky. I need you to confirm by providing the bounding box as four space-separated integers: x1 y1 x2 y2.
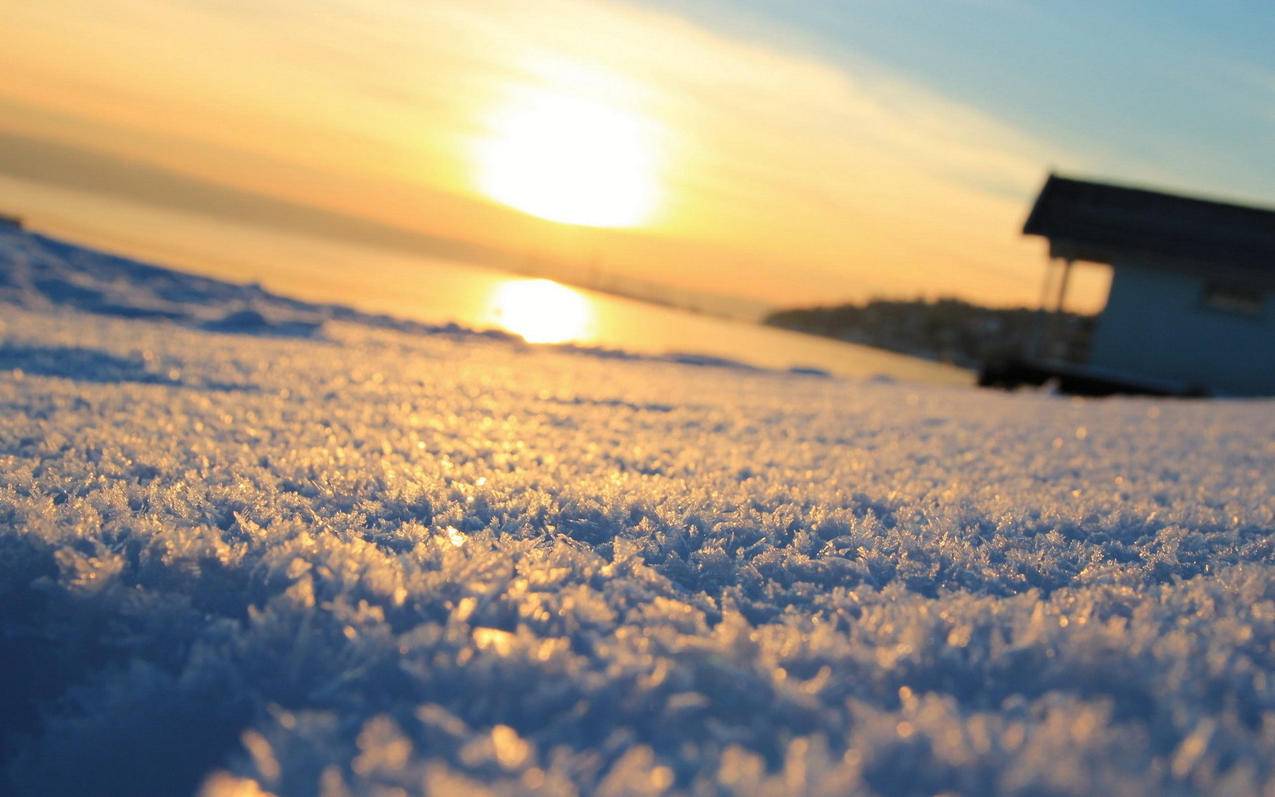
0 0 1119 311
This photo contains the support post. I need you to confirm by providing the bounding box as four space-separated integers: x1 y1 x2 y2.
1038 258 1056 311
1049 258 1074 360
1054 258 1073 312
1030 259 1057 359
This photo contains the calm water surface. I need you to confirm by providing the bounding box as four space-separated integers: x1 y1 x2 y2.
7 176 971 385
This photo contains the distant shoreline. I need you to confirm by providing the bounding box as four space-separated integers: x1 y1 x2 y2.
765 297 1095 369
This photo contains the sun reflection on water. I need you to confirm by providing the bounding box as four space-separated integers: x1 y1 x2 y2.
487 278 593 344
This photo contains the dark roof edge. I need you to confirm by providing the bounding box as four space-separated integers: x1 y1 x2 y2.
1023 172 1275 237
1020 172 1058 236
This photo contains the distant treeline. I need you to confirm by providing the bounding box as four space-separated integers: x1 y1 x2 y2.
765 297 1095 368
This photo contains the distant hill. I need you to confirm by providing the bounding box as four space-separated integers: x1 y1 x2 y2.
765 297 1095 368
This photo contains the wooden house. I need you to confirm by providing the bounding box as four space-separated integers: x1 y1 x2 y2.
982 174 1275 396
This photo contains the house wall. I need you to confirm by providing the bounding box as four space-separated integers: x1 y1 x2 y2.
1088 262 1275 395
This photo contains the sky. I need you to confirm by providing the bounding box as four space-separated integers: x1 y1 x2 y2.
1 0 1273 312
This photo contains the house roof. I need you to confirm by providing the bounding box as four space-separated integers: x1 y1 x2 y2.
1023 174 1275 284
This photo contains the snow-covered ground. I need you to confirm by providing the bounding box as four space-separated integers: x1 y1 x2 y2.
1 228 1273 796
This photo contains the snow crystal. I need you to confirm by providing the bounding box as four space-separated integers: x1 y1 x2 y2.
1 228 1273 795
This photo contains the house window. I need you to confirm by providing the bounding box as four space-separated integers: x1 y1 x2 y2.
1201 283 1266 317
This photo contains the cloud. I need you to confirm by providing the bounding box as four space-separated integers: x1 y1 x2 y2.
0 129 515 270
0 0 1093 306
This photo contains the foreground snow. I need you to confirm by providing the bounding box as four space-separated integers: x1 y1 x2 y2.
1 229 1273 796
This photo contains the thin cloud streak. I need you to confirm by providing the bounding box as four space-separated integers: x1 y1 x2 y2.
0 0 1106 307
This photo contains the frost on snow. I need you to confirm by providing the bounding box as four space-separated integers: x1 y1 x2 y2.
1 229 1273 796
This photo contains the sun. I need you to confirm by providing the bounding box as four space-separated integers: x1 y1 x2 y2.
474 89 661 228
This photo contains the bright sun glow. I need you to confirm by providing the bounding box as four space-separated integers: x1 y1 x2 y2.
488 278 592 344
475 89 661 228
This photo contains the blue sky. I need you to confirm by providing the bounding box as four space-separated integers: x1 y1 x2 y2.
640 0 1275 204
1 0 1271 310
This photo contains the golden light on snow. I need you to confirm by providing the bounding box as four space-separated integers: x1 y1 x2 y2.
473 82 661 228
488 278 592 344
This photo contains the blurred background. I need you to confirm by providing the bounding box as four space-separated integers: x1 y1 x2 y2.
2 1 1272 375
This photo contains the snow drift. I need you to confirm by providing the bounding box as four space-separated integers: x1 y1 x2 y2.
1 228 1272 796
